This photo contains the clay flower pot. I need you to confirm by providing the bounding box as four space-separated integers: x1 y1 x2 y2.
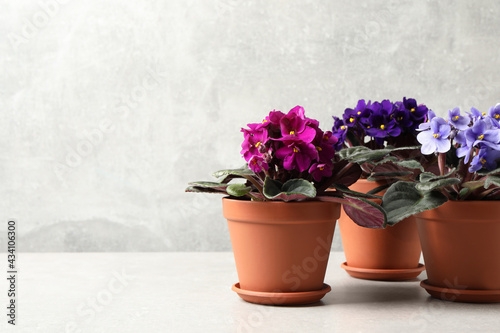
416 200 500 303
338 179 424 280
222 197 340 305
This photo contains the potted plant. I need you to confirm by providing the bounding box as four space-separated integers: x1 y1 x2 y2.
186 106 387 305
331 98 434 280
382 103 500 302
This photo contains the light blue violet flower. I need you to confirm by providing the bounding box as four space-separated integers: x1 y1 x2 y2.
447 107 470 130
417 117 451 154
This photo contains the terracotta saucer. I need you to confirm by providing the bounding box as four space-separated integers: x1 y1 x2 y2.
341 262 425 281
231 283 331 305
420 280 500 303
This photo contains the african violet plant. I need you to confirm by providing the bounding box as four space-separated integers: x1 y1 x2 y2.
332 98 437 192
382 103 500 224
186 106 387 228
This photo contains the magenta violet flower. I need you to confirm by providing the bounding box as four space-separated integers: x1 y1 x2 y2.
417 117 451 154
276 141 319 172
309 162 333 182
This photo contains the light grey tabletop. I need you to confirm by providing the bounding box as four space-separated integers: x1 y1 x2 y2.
3 252 500 333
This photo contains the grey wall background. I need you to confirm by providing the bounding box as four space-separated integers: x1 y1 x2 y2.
1 0 499 251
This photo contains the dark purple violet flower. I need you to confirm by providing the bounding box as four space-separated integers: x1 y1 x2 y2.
403 97 428 122
417 117 451 154
343 99 370 128
331 116 347 151
447 107 471 130
308 162 333 182
391 102 413 128
276 141 319 172
365 100 401 138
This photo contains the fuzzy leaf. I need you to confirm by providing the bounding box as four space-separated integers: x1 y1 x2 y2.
226 183 252 197
392 159 424 171
461 180 485 190
382 181 448 225
367 171 413 181
419 169 456 182
213 167 255 179
484 175 500 189
263 178 316 201
185 186 226 194
188 181 230 190
415 178 460 192
329 184 382 199
318 194 386 228
477 167 500 176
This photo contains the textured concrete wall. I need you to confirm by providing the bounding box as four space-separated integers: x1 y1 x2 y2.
1 0 499 251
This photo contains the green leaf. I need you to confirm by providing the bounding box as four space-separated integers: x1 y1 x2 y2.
263 178 316 201
318 194 387 228
185 186 226 194
382 181 448 225
213 167 255 179
415 178 460 191
419 169 456 182
188 181 229 190
477 167 500 176
461 180 485 190
367 171 413 181
329 184 382 199
392 159 424 171
226 183 252 197
459 187 470 198
484 175 500 188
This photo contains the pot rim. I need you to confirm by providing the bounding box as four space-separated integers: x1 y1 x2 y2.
415 199 500 222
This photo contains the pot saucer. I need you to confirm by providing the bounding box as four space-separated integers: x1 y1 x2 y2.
420 279 500 303
341 262 425 281
231 283 331 305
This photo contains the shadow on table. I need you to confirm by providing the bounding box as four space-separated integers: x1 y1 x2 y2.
323 279 424 305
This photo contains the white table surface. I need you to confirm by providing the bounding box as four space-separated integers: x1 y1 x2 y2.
2 252 499 333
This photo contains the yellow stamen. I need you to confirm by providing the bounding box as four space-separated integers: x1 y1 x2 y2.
290 130 295 135
483 112 487 116
316 146 322 151
319 166 324 171
411 108 416 112
349 117 355 123
323 135 329 141
480 158 486 164
496 115 500 119
433 134 440 138
293 147 299 153
340 125 346 130
252 159 257 165
255 142 262 147
262 119 268 123
367 126 370 128
357 111 361 115
380 124 385 130
478 134 485 140
453 115 460 121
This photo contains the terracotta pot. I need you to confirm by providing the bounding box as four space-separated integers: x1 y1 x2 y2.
223 197 340 304
416 200 500 302
338 179 423 280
